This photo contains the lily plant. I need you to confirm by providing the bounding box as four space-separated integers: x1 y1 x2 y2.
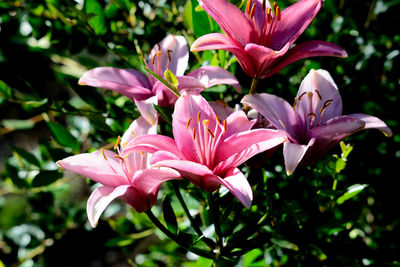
242 69 393 175
191 0 347 88
57 116 181 227
78 34 241 125
122 91 287 208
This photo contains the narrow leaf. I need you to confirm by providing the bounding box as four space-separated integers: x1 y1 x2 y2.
162 196 178 235
31 170 63 187
337 184 368 205
47 122 79 151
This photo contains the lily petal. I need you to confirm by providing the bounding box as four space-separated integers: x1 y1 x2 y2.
224 110 255 138
271 0 322 49
263 41 348 78
283 140 313 175
349 113 393 137
57 150 126 187
215 129 287 170
209 168 253 209
191 33 256 77
198 0 256 46
134 96 159 127
242 93 299 141
79 67 153 101
86 185 131 227
153 159 217 191
186 66 241 92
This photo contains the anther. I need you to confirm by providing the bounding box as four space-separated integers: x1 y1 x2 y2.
223 120 227 132
186 117 192 129
152 55 156 65
192 128 196 140
319 99 333 114
262 0 266 11
246 0 252 15
130 131 136 138
215 114 221 124
167 49 172 62
114 136 121 150
207 128 215 138
250 3 256 20
157 43 161 51
267 8 272 24
197 111 201 124
298 92 307 100
275 5 281 21
101 147 107 161
315 89 322 101
292 97 297 110
113 155 125 163
141 151 145 157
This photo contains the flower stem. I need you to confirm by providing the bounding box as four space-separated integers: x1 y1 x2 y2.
248 78 260 95
207 192 224 257
173 182 216 250
145 210 216 260
244 78 260 112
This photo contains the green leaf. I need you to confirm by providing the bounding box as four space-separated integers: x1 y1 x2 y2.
105 237 135 247
153 104 173 125
164 69 179 89
190 0 220 38
244 248 265 267
47 122 79 151
162 196 178 235
144 67 180 97
2 119 35 131
10 146 41 168
0 80 12 98
5 163 29 188
85 0 107 35
336 184 368 205
31 170 63 187
271 237 299 251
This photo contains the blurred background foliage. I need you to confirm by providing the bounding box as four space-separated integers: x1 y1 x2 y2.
0 0 399 266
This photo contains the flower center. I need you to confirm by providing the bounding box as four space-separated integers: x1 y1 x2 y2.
185 112 226 168
245 0 281 46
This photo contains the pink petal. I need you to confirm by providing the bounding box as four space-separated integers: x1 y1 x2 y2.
271 0 322 49
121 134 183 159
147 35 189 77
295 69 343 127
208 101 234 121
215 129 287 171
224 110 255 138
134 96 159 127
172 91 217 162
348 113 393 137
244 42 290 78
153 159 217 191
79 67 153 101
191 33 256 78
208 168 253 209
263 41 348 78
186 66 241 92
57 150 126 187
132 167 181 197
86 185 131 227
152 81 179 107
242 93 299 141
283 140 313 175
120 115 157 150
198 0 256 46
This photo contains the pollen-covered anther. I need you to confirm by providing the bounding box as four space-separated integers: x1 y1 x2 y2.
315 89 322 101
101 147 108 161
207 128 215 138
223 120 227 132
319 99 333 114
186 117 192 129
262 0 266 11
130 131 136 138
167 49 173 62
275 5 281 21
249 3 256 20
298 91 307 101
215 114 221 124
292 97 297 110
114 136 121 150
197 111 201 124
246 0 252 15
113 155 125 163
266 8 272 24
192 128 196 140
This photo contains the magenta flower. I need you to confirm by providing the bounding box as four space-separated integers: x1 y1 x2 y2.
191 0 348 79
57 116 181 227
242 69 393 174
121 91 287 208
79 35 241 123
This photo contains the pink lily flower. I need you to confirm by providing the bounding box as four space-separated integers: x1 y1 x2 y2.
78 35 241 124
191 0 348 79
121 91 287 208
57 116 181 227
242 69 393 175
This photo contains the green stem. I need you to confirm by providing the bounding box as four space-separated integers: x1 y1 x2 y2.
248 78 260 95
207 193 224 257
145 210 216 260
173 182 216 250
244 78 260 112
